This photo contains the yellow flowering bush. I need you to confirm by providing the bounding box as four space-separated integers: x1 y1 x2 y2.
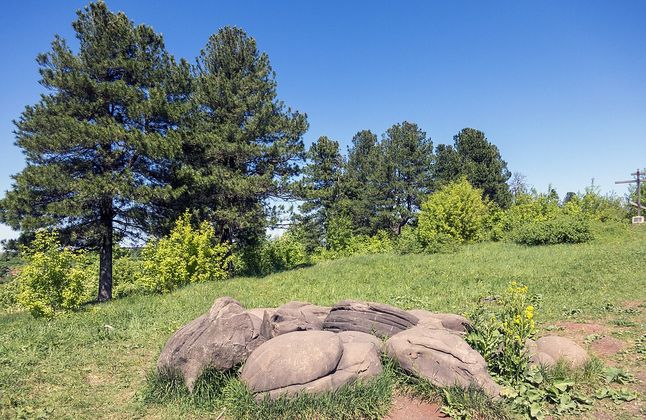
467 281 537 383
16 230 90 318
138 212 233 294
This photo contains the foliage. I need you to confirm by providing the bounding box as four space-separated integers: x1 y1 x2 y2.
14 230 92 318
418 178 490 245
233 232 309 277
434 128 512 208
166 26 307 246
0 1 189 301
512 214 593 246
138 213 232 293
467 281 536 383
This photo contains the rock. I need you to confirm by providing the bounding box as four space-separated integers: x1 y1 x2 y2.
157 297 267 391
247 307 276 321
530 336 589 368
241 331 382 399
386 326 500 398
407 309 471 335
338 330 384 351
323 300 419 338
265 301 331 337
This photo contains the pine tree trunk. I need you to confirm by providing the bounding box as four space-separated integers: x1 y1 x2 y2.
97 201 113 302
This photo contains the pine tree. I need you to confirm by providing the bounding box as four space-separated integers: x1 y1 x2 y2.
0 1 187 301
297 136 345 250
434 128 512 208
378 122 434 234
167 27 308 245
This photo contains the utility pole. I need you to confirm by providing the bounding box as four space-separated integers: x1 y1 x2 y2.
615 169 645 223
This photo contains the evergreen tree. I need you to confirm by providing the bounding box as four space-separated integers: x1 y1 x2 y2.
378 122 434 234
344 130 381 235
434 128 512 208
0 1 187 301
297 136 345 250
167 27 308 245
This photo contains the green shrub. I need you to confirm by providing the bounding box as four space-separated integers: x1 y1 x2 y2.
579 188 629 222
259 232 309 274
112 254 144 298
466 281 536 383
138 213 233 293
512 214 593 246
394 225 425 254
0 278 19 311
15 230 91 318
418 178 489 246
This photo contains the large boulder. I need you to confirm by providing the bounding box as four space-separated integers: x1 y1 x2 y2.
323 300 419 338
386 326 500 398
408 309 471 335
241 331 382 399
157 297 267 391
338 330 384 351
264 301 331 337
527 336 588 368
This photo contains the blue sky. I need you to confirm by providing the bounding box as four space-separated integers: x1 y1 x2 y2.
1 0 645 241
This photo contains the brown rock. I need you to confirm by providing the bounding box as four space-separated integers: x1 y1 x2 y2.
533 336 589 368
386 326 500 398
408 309 471 334
323 300 419 338
157 297 267 391
338 330 384 351
241 331 383 399
265 301 331 337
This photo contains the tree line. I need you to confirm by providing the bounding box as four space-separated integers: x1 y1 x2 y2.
0 1 511 301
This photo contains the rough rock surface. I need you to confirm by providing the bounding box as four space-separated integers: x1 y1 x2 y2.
264 301 331 337
157 297 268 391
408 309 471 334
338 330 384 351
241 330 382 399
247 307 276 322
386 326 500 398
323 300 419 338
528 336 589 368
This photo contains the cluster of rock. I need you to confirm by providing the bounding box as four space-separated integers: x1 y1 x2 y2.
157 297 588 400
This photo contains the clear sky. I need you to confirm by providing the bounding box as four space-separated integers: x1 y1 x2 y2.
1 0 645 242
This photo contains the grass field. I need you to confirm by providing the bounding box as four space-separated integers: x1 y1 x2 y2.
1 225 644 419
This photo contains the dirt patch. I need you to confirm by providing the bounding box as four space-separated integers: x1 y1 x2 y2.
589 336 625 358
386 394 449 420
552 321 607 343
621 300 644 309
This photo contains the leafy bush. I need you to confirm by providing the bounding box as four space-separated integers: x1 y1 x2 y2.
467 281 536 383
138 213 233 293
512 214 593 246
418 178 489 246
15 230 91 318
259 233 309 274
393 225 425 254
112 254 144 298
0 278 19 311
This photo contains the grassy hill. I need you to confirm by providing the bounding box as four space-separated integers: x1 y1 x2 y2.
1 225 645 419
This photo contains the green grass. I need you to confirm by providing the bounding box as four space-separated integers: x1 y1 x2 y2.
0 225 644 418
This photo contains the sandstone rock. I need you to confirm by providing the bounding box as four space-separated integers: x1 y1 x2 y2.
265 301 331 337
530 336 588 368
386 326 500 398
241 331 382 399
338 330 384 351
407 309 471 335
323 300 419 338
157 297 267 391
247 307 276 322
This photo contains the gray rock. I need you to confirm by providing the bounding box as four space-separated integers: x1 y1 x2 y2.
338 330 384 351
408 309 471 335
323 300 419 338
241 331 382 399
157 297 267 391
247 307 276 322
386 326 500 398
265 301 331 337
530 336 588 368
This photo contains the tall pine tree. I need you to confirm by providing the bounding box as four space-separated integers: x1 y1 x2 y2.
166 27 308 245
0 1 187 301
434 128 512 208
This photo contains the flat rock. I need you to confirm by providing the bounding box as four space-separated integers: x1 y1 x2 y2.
264 301 331 337
241 330 382 399
386 326 500 398
531 336 589 368
338 330 384 351
408 309 471 334
157 297 268 391
323 300 419 338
